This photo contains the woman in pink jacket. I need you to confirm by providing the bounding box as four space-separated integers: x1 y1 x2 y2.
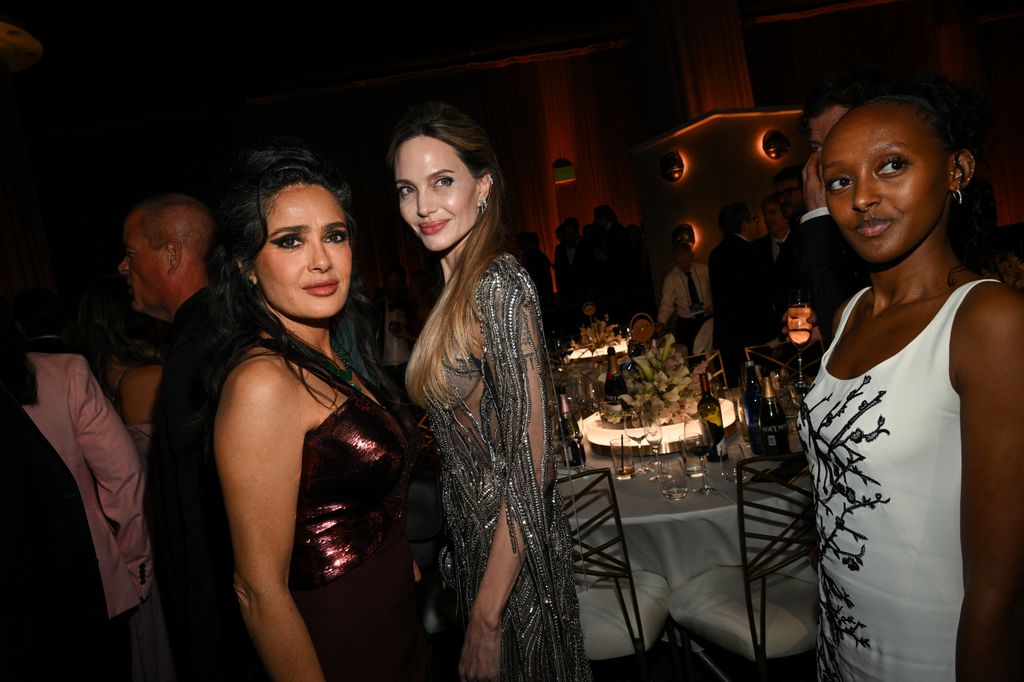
21 348 152 679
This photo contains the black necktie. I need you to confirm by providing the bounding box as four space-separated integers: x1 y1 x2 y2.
685 271 701 307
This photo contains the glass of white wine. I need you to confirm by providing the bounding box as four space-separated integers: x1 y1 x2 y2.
624 409 649 473
682 419 714 495
787 289 813 397
642 405 669 482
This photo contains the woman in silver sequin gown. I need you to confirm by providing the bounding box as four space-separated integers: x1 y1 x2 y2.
389 102 591 682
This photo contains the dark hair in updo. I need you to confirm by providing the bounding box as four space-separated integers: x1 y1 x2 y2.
858 73 993 271
200 140 408 438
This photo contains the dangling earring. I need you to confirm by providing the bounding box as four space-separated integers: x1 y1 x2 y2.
952 188 963 205
478 194 489 215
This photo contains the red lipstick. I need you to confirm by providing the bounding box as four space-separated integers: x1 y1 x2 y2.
303 280 339 296
418 219 448 236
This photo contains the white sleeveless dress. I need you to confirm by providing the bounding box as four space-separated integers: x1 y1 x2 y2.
797 280 994 681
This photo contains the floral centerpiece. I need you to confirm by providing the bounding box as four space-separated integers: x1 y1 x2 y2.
569 311 625 357
621 334 702 424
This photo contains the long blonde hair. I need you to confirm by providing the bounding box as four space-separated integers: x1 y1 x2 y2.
387 102 506 407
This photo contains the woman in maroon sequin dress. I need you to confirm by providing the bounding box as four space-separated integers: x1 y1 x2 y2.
203 142 426 681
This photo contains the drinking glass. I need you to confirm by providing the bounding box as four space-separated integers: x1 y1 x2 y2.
642 405 669 482
660 455 689 500
787 289 813 396
566 398 587 472
624 409 650 473
610 438 635 480
682 419 714 495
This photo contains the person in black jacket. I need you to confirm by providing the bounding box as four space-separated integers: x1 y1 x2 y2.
118 193 256 681
709 202 776 384
792 69 889 341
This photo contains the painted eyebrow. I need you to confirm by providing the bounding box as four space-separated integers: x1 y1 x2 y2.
268 221 347 238
267 224 308 238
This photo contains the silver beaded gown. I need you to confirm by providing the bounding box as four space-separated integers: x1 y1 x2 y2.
428 255 592 681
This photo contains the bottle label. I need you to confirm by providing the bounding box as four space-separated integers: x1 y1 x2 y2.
761 424 790 454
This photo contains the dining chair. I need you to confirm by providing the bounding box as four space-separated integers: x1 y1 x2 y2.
558 467 670 681
666 453 818 682
684 349 727 389
744 340 825 381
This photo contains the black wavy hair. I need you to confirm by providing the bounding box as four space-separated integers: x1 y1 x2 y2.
798 68 891 135
200 140 411 440
860 73 993 272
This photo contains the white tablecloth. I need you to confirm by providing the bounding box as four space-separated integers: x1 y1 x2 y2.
561 432 807 591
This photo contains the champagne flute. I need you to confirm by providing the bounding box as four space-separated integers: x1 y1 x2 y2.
623 409 649 473
682 419 714 495
787 289 813 396
642 405 669 482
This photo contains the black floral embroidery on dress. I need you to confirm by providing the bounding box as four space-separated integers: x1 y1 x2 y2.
798 375 891 680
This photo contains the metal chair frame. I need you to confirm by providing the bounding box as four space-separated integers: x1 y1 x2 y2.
685 348 727 389
668 453 816 682
744 340 825 380
558 467 661 680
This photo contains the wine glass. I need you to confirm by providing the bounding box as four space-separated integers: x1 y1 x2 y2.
787 289 813 396
623 409 649 473
642 405 669 482
682 419 714 495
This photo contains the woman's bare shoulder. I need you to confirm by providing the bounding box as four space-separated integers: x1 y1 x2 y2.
221 352 300 410
952 280 1024 376
956 280 1024 332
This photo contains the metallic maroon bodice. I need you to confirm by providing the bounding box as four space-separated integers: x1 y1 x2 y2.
289 392 410 590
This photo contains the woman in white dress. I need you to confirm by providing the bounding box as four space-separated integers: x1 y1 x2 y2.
798 73 1024 681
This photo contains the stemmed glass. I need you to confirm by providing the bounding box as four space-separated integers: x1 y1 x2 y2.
787 289 813 396
624 410 650 473
682 419 714 495
642 405 669 482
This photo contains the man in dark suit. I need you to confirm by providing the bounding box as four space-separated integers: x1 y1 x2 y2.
553 217 594 307
755 194 802 325
118 193 256 681
709 202 776 384
792 69 889 342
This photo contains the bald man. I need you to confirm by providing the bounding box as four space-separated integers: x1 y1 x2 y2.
119 195 255 680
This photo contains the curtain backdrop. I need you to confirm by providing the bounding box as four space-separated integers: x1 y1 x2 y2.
9 1 1024 301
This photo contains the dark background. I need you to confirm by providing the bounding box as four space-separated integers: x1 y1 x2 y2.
3 0 1022 301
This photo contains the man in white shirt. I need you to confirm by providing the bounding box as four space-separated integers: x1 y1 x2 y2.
657 243 712 353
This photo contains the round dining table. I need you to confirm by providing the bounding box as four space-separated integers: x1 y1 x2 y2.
563 428 808 591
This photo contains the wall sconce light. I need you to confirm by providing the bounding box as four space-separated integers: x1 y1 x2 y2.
553 157 576 184
761 130 790 160
671 223 695 247
660 151 684 182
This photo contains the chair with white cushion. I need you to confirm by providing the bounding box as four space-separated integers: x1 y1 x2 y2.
558 468 670 680
667 453 818 681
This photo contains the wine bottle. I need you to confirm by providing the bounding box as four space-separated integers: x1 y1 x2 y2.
603 347 629 403
697 373 727 462
745 362 764 455
558 390 586 468
759 376 790 455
